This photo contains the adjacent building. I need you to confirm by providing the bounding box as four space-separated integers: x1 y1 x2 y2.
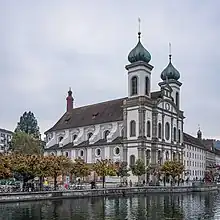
0 128 13 153
44 30 218 183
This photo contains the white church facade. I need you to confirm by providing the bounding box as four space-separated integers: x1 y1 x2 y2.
44 30 219 182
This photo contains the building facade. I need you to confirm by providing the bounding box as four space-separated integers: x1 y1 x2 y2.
0 128 13 153
44 31 217 183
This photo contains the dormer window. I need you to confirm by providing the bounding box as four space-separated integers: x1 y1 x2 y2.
73 134 77 141
104 130 110 140
87 132 93 140
58 136 63 143
92 112 99 119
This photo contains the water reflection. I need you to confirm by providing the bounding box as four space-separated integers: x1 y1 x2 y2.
0 192 219 220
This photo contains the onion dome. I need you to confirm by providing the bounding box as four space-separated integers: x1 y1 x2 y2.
128 32 151 64
161 54 180 81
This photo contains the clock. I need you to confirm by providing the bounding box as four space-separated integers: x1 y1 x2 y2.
165 103 170 111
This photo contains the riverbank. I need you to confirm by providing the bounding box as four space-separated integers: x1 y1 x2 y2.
0 184 218 203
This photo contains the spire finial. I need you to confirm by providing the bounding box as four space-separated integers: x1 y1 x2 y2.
69 87 71 91
198 124 200 130
138 17 141 40
169 42 172 62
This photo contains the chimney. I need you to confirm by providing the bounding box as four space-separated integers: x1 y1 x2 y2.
66 88 74 112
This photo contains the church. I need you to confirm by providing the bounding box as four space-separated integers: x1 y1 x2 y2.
44 29 218 183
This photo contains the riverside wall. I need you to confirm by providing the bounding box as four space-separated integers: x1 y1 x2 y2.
0 185 218 203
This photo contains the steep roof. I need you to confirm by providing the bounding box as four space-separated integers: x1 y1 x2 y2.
45 91 164 134
45 97 125 133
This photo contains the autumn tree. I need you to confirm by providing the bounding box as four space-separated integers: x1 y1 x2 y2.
0 154 12 179
70 158 90 182
46 155 72 190
11 131 43 155
161 160 184 185
130 159 146 182
15 111 40 139
9 153 35 189
93 159 117 188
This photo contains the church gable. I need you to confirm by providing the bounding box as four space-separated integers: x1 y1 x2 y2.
45 98 125 133
157 99 178 114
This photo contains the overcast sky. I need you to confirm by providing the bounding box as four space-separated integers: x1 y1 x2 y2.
1 0 220 139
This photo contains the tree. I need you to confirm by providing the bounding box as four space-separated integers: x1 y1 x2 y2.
161 160 184 185
93 159 117 188
0 154 12 179
10 153 35 189
11 131 43 155
70 158 90 181
15 111 40 138
130 159 146 181
46 155 72 190
116 161 130 180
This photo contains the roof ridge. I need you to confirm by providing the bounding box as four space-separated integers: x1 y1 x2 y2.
69 97 126 112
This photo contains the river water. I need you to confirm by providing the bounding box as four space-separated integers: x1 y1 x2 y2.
0 192 220 220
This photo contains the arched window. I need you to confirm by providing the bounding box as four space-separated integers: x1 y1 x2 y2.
104 130 110 140
178 129 181 142
73 134 77 141
173 152 176 160
80 150 84 157
96 148 101 156
130 120 136 137
147 121 151 137
145 76 149 96
158 123 162 139
173 127 177 141
176 92 179 108
165 122 170 140
158 150 162 165
166 151 169 160
131 76 138 96
87 132 93 140
130 155 135 166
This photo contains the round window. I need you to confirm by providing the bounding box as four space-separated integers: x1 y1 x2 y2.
115 147 120 155
96 148 101 156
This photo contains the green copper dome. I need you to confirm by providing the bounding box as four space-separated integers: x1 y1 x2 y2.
128 32 151 64
161 55 180 81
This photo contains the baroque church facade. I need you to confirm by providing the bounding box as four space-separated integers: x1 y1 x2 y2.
44 31 219 182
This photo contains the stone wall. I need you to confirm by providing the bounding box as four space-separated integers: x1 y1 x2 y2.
0 185 218 203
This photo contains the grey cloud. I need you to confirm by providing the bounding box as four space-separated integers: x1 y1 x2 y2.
0 0 220 139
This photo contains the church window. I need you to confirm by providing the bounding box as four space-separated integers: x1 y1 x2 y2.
158 123 162 139
178 129 181 142
65 152 69 157
147 121 151 137
166 151 169 160
58 136 63 143
165 122 170 140
145 76 149 96
80 150 84 157
87 132 93 140
130 120 136 137
176 92 179 108
121 128 124 137
114 147 120 155
130 155 135 166
173 152 176 160
104 130 110 140
96 148 101 156
131 76 138 96
173 127 177 141
158 150 162 165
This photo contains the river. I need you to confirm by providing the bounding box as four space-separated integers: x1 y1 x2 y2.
0 192 220 219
